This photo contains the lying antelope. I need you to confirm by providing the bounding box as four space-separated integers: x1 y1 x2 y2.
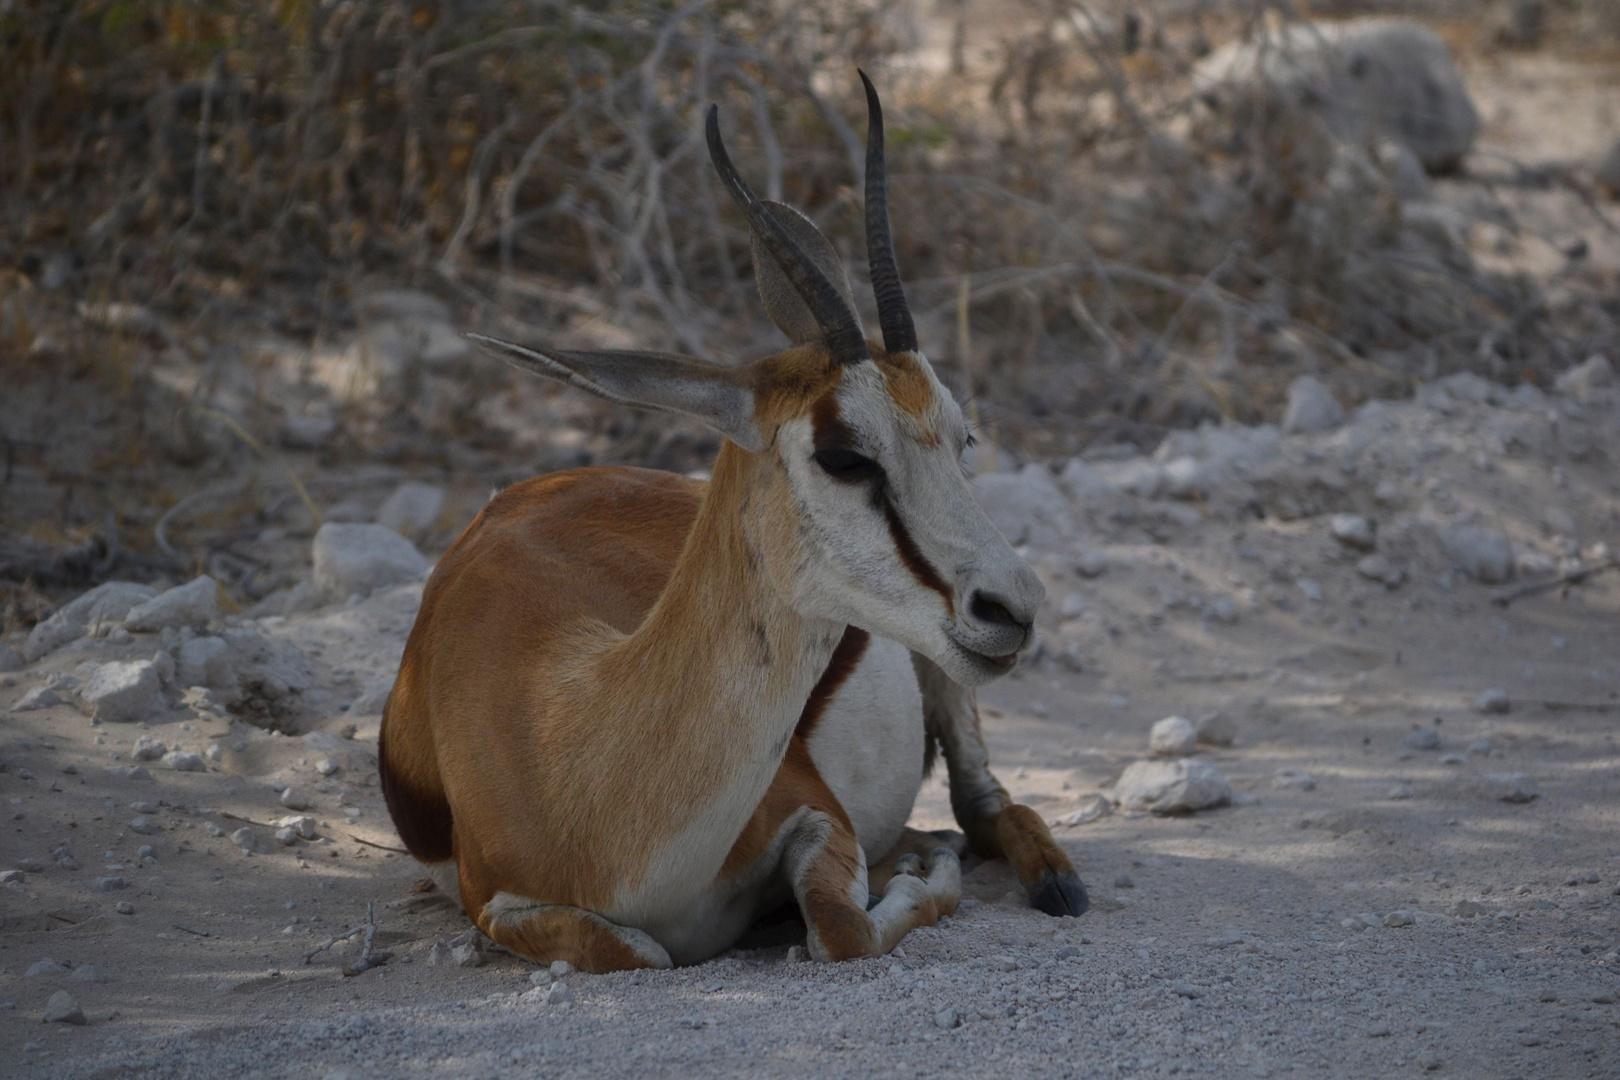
380 75 1087 972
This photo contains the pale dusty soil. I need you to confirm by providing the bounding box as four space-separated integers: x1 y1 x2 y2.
4 25 1620 1080
3 360 1619 1080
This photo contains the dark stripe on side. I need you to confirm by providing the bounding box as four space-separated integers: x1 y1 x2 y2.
882 496 955 617
795 626 871 741
378 732 455 864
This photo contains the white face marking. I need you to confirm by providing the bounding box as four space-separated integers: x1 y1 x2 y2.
779 356 1044 687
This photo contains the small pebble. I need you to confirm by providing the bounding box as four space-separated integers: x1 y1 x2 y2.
1387 784 1413 801
1273 768 1316 790
1114 873 1134 890
546 982 573 1005
315 758 340 776
137 845 154 859
26 958 70 977
528 970 553 987
1474 688 1510 714
1383 910 1416 928
1366 1023 1392 1037
129 815 161 835
933 1007 961 1030
994 956 1019 972
1404 729 1441 751
94 876 126 891
279 788 311 811
1417 1053 1443 1071
115 901 134 915
71 965 106 983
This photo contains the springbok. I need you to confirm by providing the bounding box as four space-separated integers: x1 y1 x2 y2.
380 74 1087 972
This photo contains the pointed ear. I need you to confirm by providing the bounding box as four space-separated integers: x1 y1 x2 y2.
752 201 861 346
467 334 764 452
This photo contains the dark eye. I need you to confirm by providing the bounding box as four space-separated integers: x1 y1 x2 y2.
812 447 882 483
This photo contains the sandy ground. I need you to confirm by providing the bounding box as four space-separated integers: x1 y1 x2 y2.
3 355 1619 1079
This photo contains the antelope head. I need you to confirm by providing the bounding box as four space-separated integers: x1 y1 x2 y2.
471 73 1042 687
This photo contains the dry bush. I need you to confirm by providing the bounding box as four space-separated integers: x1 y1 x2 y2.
2 0 1616 474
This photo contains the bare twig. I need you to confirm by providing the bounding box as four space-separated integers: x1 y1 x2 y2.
350 835 410 854
1491 560 1619 607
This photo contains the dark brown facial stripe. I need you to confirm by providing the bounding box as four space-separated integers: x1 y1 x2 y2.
882 496 955 617
795 626 871 741
810 390 856 451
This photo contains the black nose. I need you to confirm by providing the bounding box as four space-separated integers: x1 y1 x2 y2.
970 591 1032 634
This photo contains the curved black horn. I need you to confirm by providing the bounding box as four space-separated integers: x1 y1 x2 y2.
705 106 869 366
859 70 918 356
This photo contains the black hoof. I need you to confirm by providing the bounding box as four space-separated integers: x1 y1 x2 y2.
1028 869 1088 918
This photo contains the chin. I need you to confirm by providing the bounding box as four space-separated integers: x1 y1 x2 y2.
934 637 1020 688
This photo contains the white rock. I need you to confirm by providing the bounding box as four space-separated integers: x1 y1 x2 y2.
312 523 430 601
1195 712 1237 747
124 576 218 633
63 581 158 628
1057 459 1118 503
230 827 260 852
1474 688 1510 714
1115 759 1233 814
1440 524 1514 583
1282 376 1344 434
78 661 166 723
1330 514 1377 551
279 412 337 450
70 964 106 983
1059 593 1087 619
1160 457 1207 499
163 750 206 772
1049 795 1112 828
1195 19 1478 172
453 943 485 968
177 636 234 688
1554 354 1613 399
1206 594 1239 623
376 481 446 539
279 788 312 810
1356 554 1405 587
42 990 86 1025
27 958 70 977
1404 728 1442 751
273 826 299 846
1099 459 1164 498
129 815 161 835
13 686 62 711
1383 910 1416 928
23 611 87 663
1074 550 1110 578
1296 577 1324 603
349 676 396 716
1149 716 1198 756
315 758 340 776
0 642 24 672
132 735 167 761
972 464 1075 547
546 981 573 1004
276 815 318 840
549 960 575 978
1273 768 1316 790
1476 773 1538 803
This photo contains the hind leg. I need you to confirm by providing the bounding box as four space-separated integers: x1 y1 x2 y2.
866 826 968 896
740 739 959 961
476 893 672 974
912 652 1089 918
781 809 959 961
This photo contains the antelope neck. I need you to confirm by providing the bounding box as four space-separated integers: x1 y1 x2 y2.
600 440 845 772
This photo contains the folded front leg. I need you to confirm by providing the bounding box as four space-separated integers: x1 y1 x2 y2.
912 651 1089 918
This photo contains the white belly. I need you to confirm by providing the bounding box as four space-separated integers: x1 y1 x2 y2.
804 636 925 863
